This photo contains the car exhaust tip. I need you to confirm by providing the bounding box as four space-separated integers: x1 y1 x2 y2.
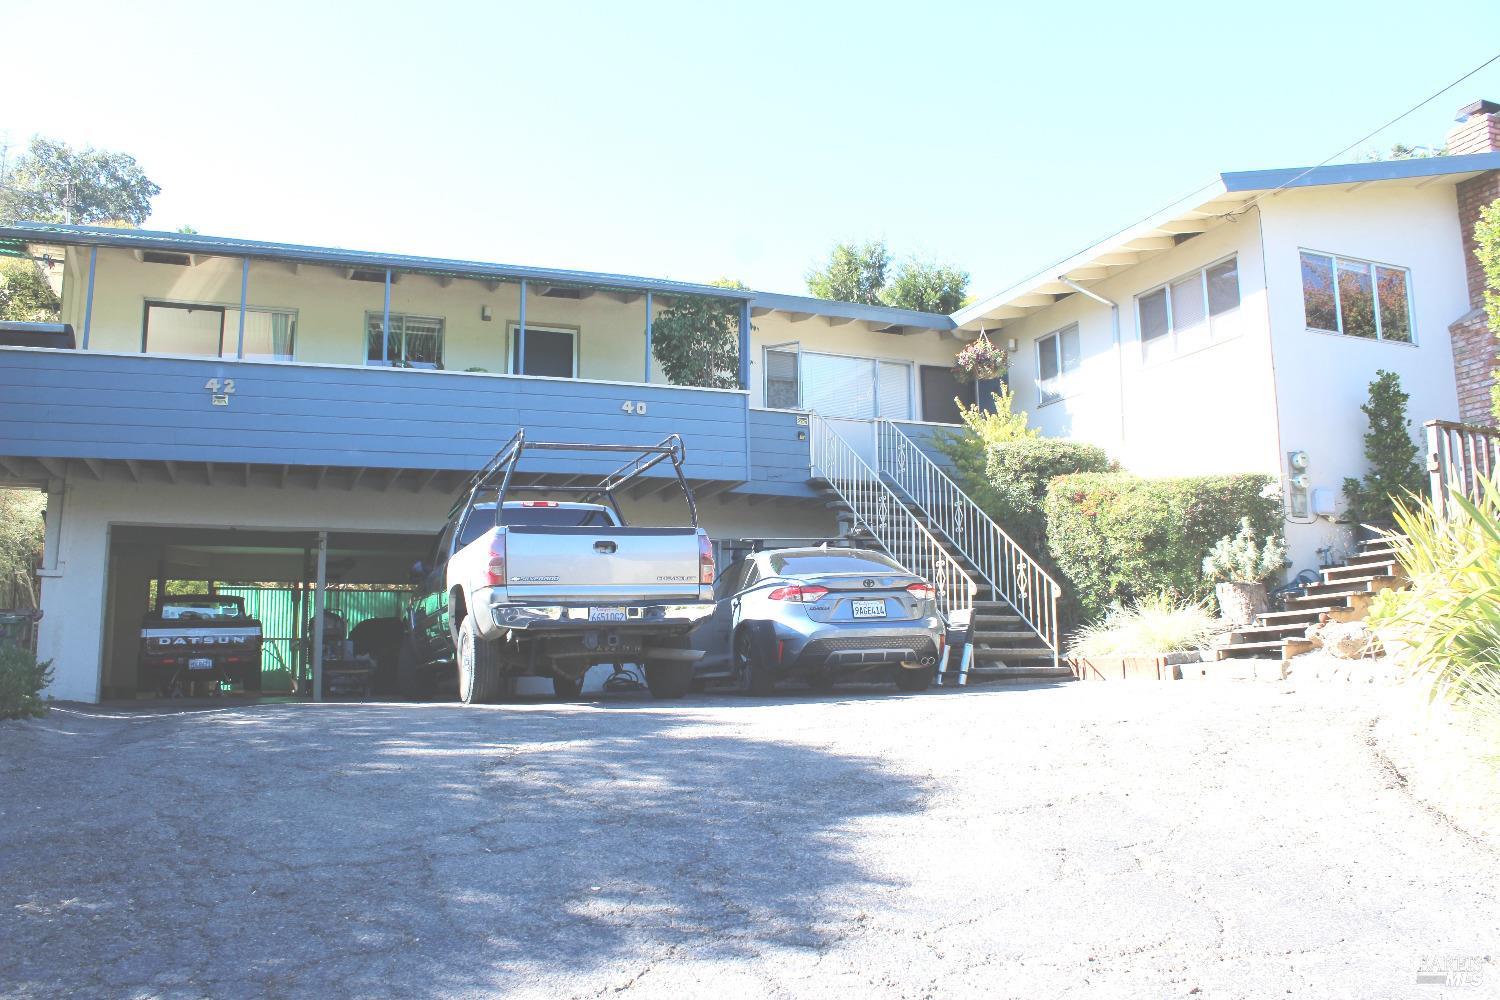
920 656 936 666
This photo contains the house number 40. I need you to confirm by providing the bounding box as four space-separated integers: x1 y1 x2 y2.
621 401 648 415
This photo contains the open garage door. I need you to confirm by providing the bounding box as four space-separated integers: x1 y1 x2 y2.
103 526 430 701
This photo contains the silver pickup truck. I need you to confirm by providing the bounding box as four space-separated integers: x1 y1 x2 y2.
401 433 715 703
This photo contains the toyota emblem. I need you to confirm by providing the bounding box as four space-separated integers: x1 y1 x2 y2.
862 579 875 588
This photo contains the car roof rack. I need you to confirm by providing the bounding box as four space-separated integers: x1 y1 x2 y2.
451 430 697 526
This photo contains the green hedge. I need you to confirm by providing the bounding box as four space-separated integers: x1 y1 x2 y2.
984 439 1117 552
1044 473 1280 621
0 643 52 720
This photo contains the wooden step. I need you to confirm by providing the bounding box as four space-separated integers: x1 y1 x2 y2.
1254 608 1325 626
1323 561 1396 582
972 646 1056 661
1228 622 1308 642
970 630 1044 643
1344 547 1398 566
1215 640 1285 660
1298 574 1398 597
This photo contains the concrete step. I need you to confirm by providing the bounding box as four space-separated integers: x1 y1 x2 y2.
971 614 1023 627
960 665 1073 683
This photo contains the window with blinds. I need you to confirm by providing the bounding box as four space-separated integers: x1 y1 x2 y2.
764 348 800 408
798 353 912 420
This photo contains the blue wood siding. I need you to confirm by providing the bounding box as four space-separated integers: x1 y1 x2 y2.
889 420 958 472
743 408 814 497
0 348 752 482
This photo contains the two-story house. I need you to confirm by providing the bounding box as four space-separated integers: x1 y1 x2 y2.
3 99 1497 702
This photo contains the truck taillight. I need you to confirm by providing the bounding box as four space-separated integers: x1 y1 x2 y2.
486 533 507 586
699 532 715 585
519 501 558 507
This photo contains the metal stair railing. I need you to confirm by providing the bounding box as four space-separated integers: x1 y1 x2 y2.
877 419 1062 671
808 413 976 630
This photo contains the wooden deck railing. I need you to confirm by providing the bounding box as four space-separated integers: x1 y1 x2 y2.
1426 419 1500 511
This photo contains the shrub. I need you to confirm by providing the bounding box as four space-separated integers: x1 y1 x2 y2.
1367 475 1500 735
1202 517 1288 584
0 643 53 719
934 386 1038 514
1342 369 1424 528
983 438 1116 553
1044 472 1280 621
1068 594 1217 658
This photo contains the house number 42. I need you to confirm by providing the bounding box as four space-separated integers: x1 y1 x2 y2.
621 401 648 415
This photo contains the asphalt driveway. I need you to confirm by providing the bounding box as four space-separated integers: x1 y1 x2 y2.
1 681 1496 999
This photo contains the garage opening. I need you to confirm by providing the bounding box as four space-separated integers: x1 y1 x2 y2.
103 526 431 701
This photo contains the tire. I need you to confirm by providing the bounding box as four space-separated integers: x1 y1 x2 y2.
397 636 435 701
551 670 584 700
455 615 504 704
894 664 934 692
645 660 693 699
734 624 777 697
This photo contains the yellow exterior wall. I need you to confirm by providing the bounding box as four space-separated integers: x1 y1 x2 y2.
60 246 962 410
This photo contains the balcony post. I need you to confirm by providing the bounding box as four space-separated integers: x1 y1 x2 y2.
81 246 97 349
518 279 527 374
643 291 653 383
738 299 751 390
382 268 392 364
236 258 249 359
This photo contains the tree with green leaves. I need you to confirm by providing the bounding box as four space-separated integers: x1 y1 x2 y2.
806 240 889 305
806 239 969 313
0 136 159 226
650 294 742 390
0 489 45 609
1343 369 1425 527
0 257 60 322
880 258 970 313
1476 196 1500 422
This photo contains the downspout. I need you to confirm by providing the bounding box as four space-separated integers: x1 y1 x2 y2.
1059 277 1126 453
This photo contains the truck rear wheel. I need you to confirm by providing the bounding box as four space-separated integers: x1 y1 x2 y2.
456 616 504 704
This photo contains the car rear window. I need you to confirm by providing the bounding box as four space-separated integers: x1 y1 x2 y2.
158 600 243 620
765 550 904 575
458 505 616 547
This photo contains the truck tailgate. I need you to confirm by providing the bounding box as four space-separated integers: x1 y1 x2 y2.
503 526 703 601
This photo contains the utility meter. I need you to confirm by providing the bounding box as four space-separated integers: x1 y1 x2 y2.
1287 450 1311 518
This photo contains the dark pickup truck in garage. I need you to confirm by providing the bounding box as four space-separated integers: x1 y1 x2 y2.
138 595 263 695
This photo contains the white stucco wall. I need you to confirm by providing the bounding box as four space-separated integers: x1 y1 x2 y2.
36 473 835 703
997 210 1281 478
1256 182 1466 568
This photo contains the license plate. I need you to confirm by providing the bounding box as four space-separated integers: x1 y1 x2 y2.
188 657 215 670
851 600 887 619
588 606 628 623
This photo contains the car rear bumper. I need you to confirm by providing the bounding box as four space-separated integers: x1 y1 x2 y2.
768 618 944 675
476 590 715 638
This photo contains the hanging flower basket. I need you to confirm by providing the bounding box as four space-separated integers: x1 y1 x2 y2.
952 334 1008 384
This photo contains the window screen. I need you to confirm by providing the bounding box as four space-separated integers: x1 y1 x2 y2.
877 360 912 420
144 303 224 356
802 354 877 419
368 313 445 368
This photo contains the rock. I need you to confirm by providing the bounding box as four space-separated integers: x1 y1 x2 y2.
1305 619 1380 660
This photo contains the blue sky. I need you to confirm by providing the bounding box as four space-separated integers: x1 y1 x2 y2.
5 0 1499 302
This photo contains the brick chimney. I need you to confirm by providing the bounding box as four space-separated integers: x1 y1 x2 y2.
1447 100 1500 426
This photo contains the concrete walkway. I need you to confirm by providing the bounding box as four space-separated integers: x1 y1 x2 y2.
1 681 1495 998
